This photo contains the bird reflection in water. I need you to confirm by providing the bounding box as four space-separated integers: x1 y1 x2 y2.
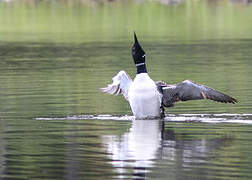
102 120 233 179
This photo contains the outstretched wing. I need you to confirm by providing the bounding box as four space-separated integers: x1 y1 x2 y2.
156 80 238 107
100 71 132 101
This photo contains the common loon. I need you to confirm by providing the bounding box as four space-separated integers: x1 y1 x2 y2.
100 33 237 119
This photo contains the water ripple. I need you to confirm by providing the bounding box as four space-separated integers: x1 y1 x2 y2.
35 114 252 124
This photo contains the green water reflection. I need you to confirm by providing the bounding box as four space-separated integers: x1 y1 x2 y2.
1 0 252 43
0 40 250 118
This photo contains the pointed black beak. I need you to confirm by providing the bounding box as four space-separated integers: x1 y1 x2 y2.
132 32 146 65
134 32 139 44
132 32 147 74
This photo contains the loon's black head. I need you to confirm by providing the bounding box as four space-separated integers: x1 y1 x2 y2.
132 32 147 74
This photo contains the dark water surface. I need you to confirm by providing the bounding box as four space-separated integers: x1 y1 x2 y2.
1 0 252 179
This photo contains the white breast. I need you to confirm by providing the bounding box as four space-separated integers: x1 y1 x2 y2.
128 73 162 119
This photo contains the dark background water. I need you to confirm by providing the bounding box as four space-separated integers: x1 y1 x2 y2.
0 0 252 179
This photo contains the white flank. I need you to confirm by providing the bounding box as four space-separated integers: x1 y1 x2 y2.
128 73 162 119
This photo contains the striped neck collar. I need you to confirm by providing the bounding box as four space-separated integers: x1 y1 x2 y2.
136 63 147 74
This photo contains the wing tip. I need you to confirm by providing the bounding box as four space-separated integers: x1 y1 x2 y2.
224 94 238 104
99 87 110 94
99 87 107 93
99 85 119 95
230 97 238 104
218 96 238 104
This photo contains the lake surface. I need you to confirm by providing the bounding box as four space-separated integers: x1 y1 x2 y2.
1 0 252 179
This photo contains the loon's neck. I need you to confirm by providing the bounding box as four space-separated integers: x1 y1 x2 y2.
136 63 147 74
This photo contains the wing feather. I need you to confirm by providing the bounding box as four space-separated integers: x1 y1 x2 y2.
157 80 238 107
100 71 132 101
